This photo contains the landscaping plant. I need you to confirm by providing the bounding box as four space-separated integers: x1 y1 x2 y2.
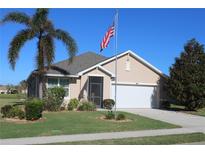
44 87 65 111
116 113 126 120
67 98 79 111
105 111 115 119
166 39 205 110
25 99 43 120
103 99 115 119
103 99 115 110
77 101 96 111
1 105 25 119
1 105 13 118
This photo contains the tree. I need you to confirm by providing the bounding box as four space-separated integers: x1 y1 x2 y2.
17 80 27 93
166 39 205 110
1 9 77 97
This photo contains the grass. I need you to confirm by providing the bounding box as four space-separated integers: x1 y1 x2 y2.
49 133 205 145
0 111 179 139
0 98 24 108
0 94 26 99
170 104 205 117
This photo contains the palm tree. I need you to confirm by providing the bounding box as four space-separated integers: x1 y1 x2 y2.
1 8 78 97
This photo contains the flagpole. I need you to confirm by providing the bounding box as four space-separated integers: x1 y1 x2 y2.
114 9 118 119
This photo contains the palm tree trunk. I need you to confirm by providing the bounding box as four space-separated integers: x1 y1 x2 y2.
38 31 47 98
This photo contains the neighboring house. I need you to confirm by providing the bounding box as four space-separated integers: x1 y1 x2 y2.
21 89 27 94
27 50 167 108
0 86 8 94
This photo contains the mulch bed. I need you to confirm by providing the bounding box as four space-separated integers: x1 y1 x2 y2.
98 116 132 123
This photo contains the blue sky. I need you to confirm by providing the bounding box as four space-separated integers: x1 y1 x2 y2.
1 8 205 85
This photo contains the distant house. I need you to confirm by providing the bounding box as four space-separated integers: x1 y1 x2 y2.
0 86 8 94
27 50 167 108
21 89 27 94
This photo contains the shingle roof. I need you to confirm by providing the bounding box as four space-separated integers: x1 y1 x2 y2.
46 51 107 75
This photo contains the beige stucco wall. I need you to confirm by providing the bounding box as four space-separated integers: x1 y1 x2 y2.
102 53 161 84
69 78 81 99
78 68 111 100
45 70 111 101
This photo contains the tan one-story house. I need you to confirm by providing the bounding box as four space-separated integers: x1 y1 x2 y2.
27 50 167 108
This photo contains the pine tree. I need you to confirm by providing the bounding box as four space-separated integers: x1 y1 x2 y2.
166 39 205 110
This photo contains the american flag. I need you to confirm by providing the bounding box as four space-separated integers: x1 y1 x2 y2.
100 24 115 51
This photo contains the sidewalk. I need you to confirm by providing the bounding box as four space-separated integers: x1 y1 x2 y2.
0 128 201 145
182 141 205 145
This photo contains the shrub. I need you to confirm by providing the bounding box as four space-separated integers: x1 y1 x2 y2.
25 99 43 120
67 103 74 111
116 113 126 120
160 100 171 109
105 111 115 119
103 99 115 110
60 106 65 111
17 110 25 119
1 105 12 118
77 101 96 111
1 105 25 119
9 106 22 118
186 99 205 111
68 98 79 110
44 87 65 111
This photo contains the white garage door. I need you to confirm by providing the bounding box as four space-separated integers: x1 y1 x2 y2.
111 84 159 108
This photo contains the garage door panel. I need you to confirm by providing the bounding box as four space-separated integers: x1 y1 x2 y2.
111 84 158 108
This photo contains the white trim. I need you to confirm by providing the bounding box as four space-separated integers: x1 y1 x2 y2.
45 73 79 78
78 50 166 77
78 51 129 76
87 74 105 77
111 81 158 86
98 66 115 77
79 66 115 77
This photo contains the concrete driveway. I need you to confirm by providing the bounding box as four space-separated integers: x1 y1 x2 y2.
118 109 205 132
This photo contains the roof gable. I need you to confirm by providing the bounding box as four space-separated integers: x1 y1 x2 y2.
78 50 165 77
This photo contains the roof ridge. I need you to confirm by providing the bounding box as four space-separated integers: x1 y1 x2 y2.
52 51 107 66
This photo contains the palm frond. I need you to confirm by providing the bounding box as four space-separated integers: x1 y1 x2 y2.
43 20 55 34
52 29 77 61
8 29 35 70
1 12 30 26
32 8 49 29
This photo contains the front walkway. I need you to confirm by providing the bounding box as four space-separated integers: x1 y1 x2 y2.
0 128 200 145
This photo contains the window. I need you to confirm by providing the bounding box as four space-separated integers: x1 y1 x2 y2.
47 78 58 88
59 78 69 97
59 78 69 87
47 78 70 98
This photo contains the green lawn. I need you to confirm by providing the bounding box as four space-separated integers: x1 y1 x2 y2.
0 94 26 99
170 104 205 117
50 133 205 145
0 111 179 139
0 98 24 108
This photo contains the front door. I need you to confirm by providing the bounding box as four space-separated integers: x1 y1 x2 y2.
88 76 103 108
